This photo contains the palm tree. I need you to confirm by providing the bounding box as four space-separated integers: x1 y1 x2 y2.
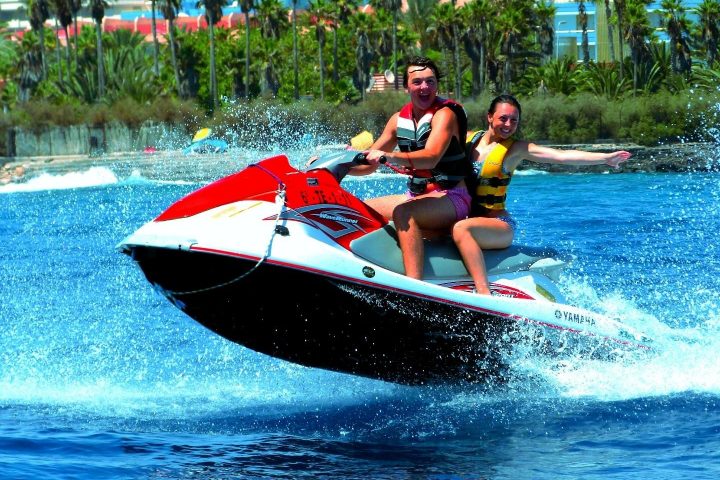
450 0 462 100
579 0 590 63
0 30 18 75
0 34 19 108
575 60 628 98
597 0 616 61
405 0 437 50
255 38 280 96
369 7 394 71
291 0 299 99
623 0 653 92
257 0 288 97
50 0 73 79
349 12 373 100
660 0 692 76
150 0 160 76
70 0 81 69
534 0 556 64
496 6 527 93
329 0 359 82
28 0 50 80
428 2 458 94
461 0 498 96
17 49 44 102
371 0 401 87
159 0 182 96
257 0 288 39
200 0 224 109
308 0 330 100
614 0 627 80
696 0 720 67
239 1 255 100
89 0 108 100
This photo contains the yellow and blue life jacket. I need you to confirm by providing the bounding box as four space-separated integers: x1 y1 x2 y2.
465 130 515 216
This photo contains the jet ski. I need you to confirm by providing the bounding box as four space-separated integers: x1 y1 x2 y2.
183 128 229 155
118 150 654 385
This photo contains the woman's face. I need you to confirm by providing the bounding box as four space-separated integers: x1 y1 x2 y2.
488 102 520 139
406 65 438 111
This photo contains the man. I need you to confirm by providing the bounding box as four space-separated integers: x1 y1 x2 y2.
350 56 472 280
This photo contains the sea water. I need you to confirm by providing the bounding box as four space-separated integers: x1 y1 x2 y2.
1 147 720 479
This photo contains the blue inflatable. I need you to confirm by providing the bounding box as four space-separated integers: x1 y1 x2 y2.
183 138 229 155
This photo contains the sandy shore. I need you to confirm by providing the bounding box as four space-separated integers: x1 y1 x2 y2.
2 141 719 185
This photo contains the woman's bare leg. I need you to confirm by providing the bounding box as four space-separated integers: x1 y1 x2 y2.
452 217 514 294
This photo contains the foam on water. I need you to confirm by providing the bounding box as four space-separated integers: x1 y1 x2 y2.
501 271 720 402
122 169 199 187
0 167 119 193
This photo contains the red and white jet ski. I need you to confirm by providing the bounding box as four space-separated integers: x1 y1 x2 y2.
118 150 653 385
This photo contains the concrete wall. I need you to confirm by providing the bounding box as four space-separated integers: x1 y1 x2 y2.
4 122 189 158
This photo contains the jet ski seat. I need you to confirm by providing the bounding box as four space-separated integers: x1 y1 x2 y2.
349 223 567 280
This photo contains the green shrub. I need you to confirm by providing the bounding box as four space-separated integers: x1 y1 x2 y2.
2 90 720 155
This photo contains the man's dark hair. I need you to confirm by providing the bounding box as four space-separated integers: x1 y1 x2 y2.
402 56 443 88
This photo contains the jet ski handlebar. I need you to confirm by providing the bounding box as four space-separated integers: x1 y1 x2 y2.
306 150 386 182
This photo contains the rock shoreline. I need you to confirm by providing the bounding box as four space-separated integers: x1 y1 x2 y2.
2 141 719 184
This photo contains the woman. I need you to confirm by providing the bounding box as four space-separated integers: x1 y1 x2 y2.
454 94 632 294
351 57 472 280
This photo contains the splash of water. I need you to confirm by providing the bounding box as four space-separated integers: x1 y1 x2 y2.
0 167 119 193
3 140 720 421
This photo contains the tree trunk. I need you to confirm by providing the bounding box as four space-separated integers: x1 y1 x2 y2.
332 28 339 82
72 14 79 70
168 21 182 97
63 26 71 76
392 11 398 88
319 43 325 101
54 19 63 84
292 6 299 99
617 11 624 80
453 24 461 99
39 25 47 80
95 20 105 99
151 1 160 76
245 11 251 100
604 0 616 62
210 20 218 110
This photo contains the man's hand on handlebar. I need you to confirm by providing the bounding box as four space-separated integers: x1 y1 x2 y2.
363 149 388 165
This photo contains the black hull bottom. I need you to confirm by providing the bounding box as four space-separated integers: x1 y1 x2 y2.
128 247 512 385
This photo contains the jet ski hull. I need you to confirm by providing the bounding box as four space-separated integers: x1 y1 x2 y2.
129 245 512 385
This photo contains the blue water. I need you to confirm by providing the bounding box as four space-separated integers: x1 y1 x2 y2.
2 147 720 479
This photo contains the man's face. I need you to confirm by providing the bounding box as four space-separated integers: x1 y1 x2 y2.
406 65 438 111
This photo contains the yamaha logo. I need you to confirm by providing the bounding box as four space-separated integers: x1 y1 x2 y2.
555 309 597 326
362 266 375 278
